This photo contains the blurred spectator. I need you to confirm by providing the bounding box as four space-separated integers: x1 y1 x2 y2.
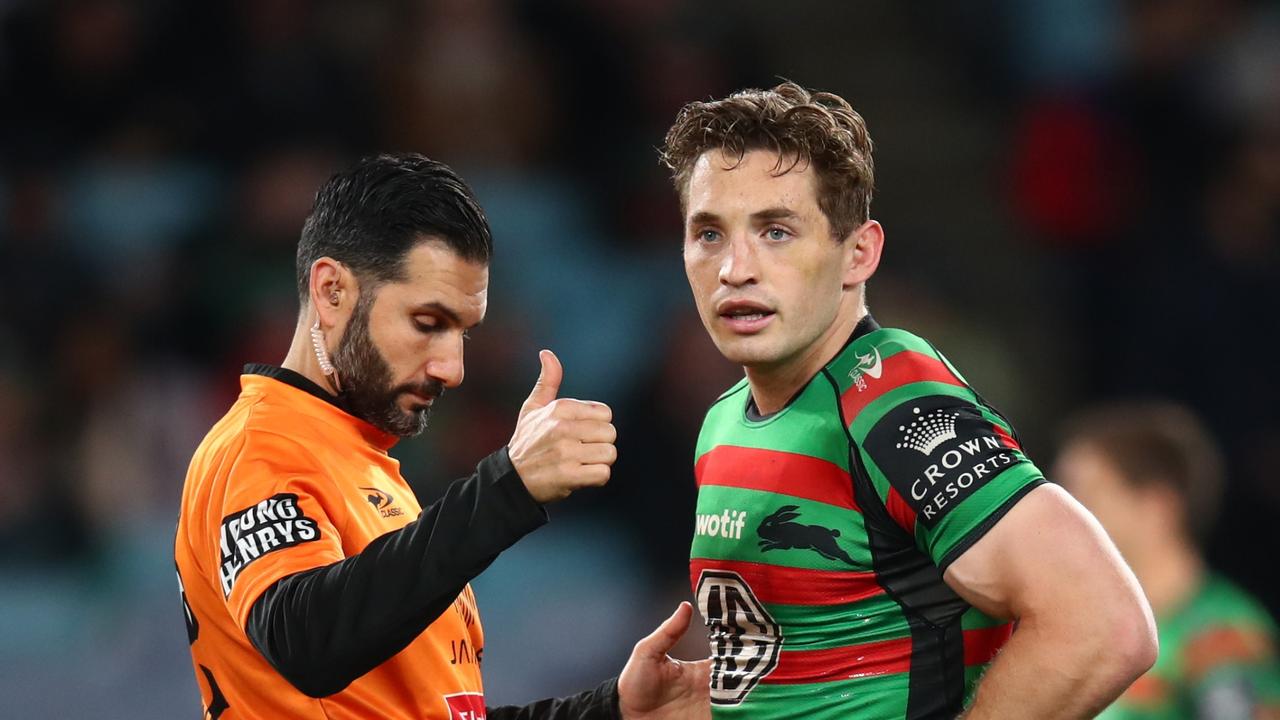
1056 401 1280 719
378 0 553 167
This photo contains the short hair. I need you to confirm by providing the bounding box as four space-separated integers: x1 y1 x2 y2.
1059 401 1225 543
660 81 875 240
295 153 492 303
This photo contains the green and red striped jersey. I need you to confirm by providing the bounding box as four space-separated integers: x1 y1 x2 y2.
1100 573 1280 720
689 315 1045 719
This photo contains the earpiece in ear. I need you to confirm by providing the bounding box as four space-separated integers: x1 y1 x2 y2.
310 318 343 392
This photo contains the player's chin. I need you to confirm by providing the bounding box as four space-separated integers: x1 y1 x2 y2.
385 402 432 437
713 335 780 366
394 411 430 438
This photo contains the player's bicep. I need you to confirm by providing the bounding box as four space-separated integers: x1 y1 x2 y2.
941 483 1136 622
214 456 346 629
857 392 1043 563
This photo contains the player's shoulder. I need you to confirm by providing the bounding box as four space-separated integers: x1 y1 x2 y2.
1187 575 1280 634
826 322 975 415
704 376 750 418
693 377 749 458
195 392 327 482
830 323 936 365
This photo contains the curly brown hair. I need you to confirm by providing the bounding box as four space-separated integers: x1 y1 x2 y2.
660 81 875 240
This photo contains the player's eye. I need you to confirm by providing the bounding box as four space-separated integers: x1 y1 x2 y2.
413 317 440 333
765 227 791 242
697 229 722 243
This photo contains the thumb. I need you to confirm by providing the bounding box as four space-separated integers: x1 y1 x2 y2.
637 602 695 660
523 349 562 412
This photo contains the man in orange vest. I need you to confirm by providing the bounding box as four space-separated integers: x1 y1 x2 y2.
175 152 709 719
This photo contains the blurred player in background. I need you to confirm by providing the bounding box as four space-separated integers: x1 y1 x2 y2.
1056 401 1280 719
660 82 1156 718
174 153 709 719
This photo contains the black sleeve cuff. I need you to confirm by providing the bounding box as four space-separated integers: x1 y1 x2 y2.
484 445 549 527
486 676 621 720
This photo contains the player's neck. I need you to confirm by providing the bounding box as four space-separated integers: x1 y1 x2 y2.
282 317 341 397
746 303 867 415
1133 535 1204 618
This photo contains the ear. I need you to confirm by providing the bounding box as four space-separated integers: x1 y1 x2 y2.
308 257 356 330
842 219 884 289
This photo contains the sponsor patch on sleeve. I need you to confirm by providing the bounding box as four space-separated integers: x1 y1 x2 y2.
443 692 487 720
863 395 1023 528
218 493 320 597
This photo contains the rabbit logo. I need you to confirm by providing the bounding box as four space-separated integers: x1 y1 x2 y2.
757 505 856 565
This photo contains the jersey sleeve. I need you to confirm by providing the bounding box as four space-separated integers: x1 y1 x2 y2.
836 330 1045 568
212 430 348 630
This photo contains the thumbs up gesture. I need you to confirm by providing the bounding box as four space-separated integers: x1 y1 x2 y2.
508 350 617 504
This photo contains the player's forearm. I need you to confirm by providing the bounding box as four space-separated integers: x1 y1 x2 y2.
961 611 1156 719
246 448 548 697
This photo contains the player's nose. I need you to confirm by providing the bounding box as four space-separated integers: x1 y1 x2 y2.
719 234 759 287
426 334 465 388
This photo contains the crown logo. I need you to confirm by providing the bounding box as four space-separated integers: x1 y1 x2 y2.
896 407 960 455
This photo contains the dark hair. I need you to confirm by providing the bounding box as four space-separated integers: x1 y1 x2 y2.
1059 401 1225 543
295 153 492 303
660 81 875 240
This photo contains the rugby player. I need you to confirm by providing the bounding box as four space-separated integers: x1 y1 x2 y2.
1056 401 1280 718
660 82 1158 718
174 153 709 719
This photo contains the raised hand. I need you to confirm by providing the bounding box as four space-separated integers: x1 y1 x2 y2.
507 350 617 504
618 602 712 720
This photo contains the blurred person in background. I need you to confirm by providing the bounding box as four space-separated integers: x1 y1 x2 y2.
174 153 708 719
661 81 1156 718
1056 401 1280 719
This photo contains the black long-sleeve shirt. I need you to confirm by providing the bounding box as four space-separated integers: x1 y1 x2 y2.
245 447 621 719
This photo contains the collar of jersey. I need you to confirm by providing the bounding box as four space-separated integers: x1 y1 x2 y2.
741 313 882 424
241 364 399 451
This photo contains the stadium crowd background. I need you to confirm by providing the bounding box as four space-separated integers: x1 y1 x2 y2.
1 0 1277 716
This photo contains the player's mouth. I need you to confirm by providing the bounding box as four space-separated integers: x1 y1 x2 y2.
402 387 441 408
716 300 776 334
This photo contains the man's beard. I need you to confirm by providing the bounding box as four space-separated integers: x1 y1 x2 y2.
331 297 444 438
